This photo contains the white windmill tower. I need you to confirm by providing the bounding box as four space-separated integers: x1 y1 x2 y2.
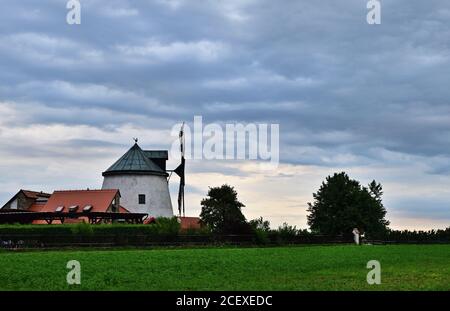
101 139 173 217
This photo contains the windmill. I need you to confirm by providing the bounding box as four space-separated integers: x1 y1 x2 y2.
173 122 186 216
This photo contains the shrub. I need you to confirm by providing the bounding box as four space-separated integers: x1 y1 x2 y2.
153 217 180 237
277 222 299 241
380 227 450 242
249 217 271 245
182 226 211 236
249 217 271 232
0 220 178 239
253 229 270 245
71 222 94 237
0 224 73 236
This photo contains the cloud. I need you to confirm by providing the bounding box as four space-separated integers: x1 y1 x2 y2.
0 32 105 68
101 7 139 17
0 0 450 229
116 40 229 63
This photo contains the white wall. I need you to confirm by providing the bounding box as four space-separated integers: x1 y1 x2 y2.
10 199 17 209
102 174 173 217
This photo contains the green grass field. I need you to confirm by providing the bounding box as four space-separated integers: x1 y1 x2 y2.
0 245 448 290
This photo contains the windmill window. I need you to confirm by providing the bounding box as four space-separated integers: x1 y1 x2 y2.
83 205 93 212
68 205 79 212
138 194 146 204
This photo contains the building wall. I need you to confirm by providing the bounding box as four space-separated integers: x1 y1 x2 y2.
18 193 35 210
106 193 121 213
102 174 173 217
2 192 34 210
9 199 18 209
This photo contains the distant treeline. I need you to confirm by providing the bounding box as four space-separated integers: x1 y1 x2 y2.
378 228 450 242
248 219 450 244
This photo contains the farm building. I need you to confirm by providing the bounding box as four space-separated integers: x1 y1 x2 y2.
0 189 143 224
1 190 51 211
0 140 199 227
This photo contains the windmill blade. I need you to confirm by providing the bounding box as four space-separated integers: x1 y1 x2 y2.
173 159 185 178
177 122 186 216
176 158 185 216
178 182 184 217
179 122 185 156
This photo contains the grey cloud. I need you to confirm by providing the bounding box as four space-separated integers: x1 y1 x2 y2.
1 0 450 226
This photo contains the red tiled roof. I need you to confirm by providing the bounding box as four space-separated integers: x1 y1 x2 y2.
119 205 130 213
28 203 46 212
1 190 51 210
40 189 120 213
179 217 202 230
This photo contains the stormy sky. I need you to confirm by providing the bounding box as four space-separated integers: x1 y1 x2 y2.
1 0 449 229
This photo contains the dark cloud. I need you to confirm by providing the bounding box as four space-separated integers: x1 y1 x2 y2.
1 0 450 227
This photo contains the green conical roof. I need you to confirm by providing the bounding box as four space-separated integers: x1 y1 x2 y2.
102 143 167 176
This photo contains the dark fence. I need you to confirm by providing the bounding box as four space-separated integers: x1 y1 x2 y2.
364 239 450 245
1 231 448 250
0 234 350 250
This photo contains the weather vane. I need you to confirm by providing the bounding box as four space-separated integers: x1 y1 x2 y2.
133 137 138 143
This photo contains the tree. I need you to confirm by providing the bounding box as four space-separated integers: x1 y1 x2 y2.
249 217 271 232
369 180 383 201
200 184 251 234
249 217 271 244
307 172 389 237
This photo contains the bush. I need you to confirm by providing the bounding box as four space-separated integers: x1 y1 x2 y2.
153 217 180 236
249 217 271 232
0 217 180 239
71 222 94 237
1 218 446 247
249 217 271 245
379 227 450 242
0 224 73 236
253 229 270 245
182 226 211 236
277 222 299 241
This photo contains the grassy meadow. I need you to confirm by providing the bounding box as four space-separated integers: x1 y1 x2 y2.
0 244 448 290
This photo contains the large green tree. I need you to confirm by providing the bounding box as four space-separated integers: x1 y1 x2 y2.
200 184 251 234
307 172 389 237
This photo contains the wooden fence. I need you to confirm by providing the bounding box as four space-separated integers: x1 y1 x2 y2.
0 234 350 250
1 234 447 250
